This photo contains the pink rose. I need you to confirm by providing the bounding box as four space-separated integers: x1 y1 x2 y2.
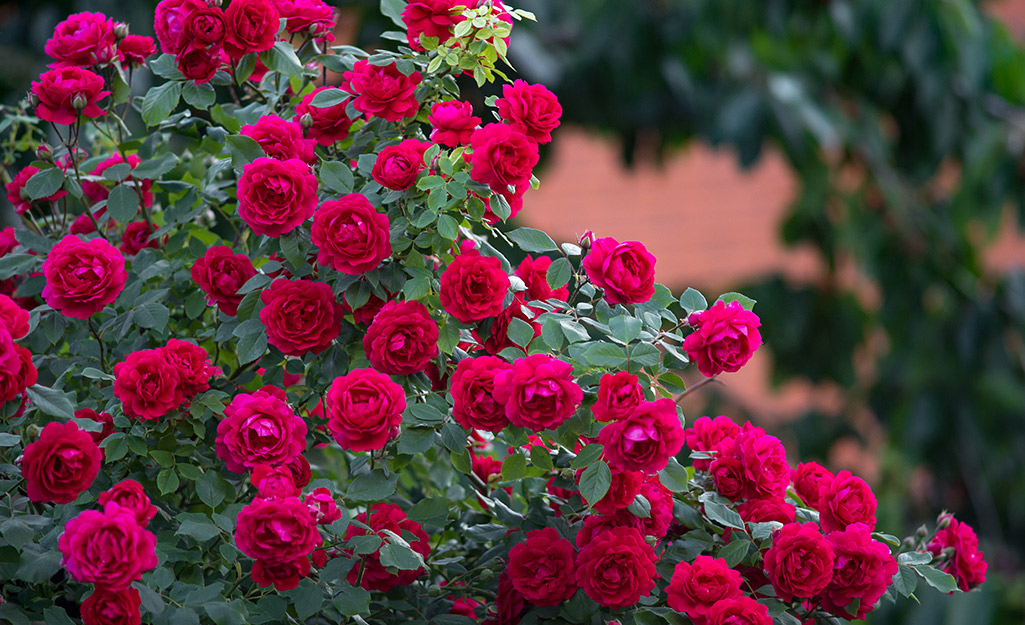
507 527 578 606
928 514 988 592
371 139 431 190
710 456 746 501
341 60 422 122
582 236 656 306
59 503 158 589
21 420 102 504
119 222 160 256
763 523 835 601
326 368 406 452
738 497 796 525
574 526 656 609
177 47 221 83
311 193 391 274
402 0 463 50
684 415 740 471
154 0 208 54
222 0 280 59
277 0 336 36
32 67 109 125
6 166 67 215
792 461 835 509
707 596 772 625
599 398 684 474
75 408 115 446
450 355 513 433
294 87 353 146
182 5 225 48
492 354 583 431
362 300 439 375
683 300 763 377
98 480 159 528
0 327 34 405
731 423 790 500
666 555 744 623
42 235 126 318
45 12 117 68
0 294 30 339
162 338 216 397
241 115 317 164
823 523 898 620
251 556 311 592
469 123 539 194
190 245 256 316
216 390 308 472
250 464 300 498
818 470 877 533
514 255 569 302
260 279 343 356
439 249 510 323
496 80 562 144
81 587 141 625
305 487 341 524
237 157 319 237
117 35 157 67
429 100 481 147
113 348 185 420
235 496 321 561
593 371 644 422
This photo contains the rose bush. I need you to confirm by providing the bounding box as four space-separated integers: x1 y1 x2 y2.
0 1 984 624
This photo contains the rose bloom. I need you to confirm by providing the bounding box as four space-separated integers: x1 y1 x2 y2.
98 480 159 528
113 348 184 420
477 295 540 356
439 250 510 323
119 222 160 256
59 503 158 589
0 227 16 256
154 0 207 54
0 294 29 339
372 139 431 190
326 368 406 452
738 497 796 525
496 80 562 145
177 47 221 83
710 455 746 502
342 290 388 325
483 570 526 625
311 193 392 274
21 420 101 504
278 0 336 36
599 398 684 474
190 245 256 316
44 12 116 68
581 236 656 306
822 523 898 620
362 300 439 375
580 466 642 515
707 596 772 625
42 235 126 319
792 461 835 509
342 59 422 122
162 338 216 397
283 454 312 488
81 587 141 625
429 100 481 147
683 300 763 377
345 503 430 591
593 371 644 422
117 35 157 67
237 157 319 237
507 527 578 606
182 4 225 48
731 423 790 500
627 475 675 539
492 354 583 431
515 255 569 302
222 0 280 59
294 87 353 146
305 487 342 524
260 279 344 356
818 470 878 533
469 123 539 194
402 0 463 50
575 526 656 609
928 514 988 592
75 408 115 446
683 415 740 471
666 554 744 622
235 496 321 561
450 355 513 433
216 390 308 473
251 556 311 592
241 115 317 164
83 153 154 209
763 523 835 601
7 165 68 215
250 464 300 498
32 66 109 125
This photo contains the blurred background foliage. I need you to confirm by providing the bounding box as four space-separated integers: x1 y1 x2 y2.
3 0 1025 622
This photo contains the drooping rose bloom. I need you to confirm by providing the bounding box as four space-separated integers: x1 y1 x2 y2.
362 300 439 375
190 245 256 316
683 300 763 377
311 193 392 274
21 420 102 504
326 368 406 451
59 503 158 589
251 556 311 592
598 399 684 474
345 503 429 591
44 12 117 68
42 235 126 319
582 236 656 306
113 348 184 420
98 480 159 528
305 488 341 524
32 67 109 125
341 60 422 122
507 527 578 606
177 47 221 83
237 157 319 237
439 250 510 323
449 356 513 433
118 35 157 67
294 87 353 146
496 79 562 144
574 526 656 609
216 390 308 472
259 279 344 356
492 354 583 431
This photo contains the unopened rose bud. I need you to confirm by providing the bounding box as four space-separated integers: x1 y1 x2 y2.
113 23 129 40
942 546 956 559
559 468 574 481
29 93 40 109
915 525 928 539
902 537 916 550
36 145 53 162
427 585 443 597
299 113 314 130
478 569 494 582
578 230 595 250
937 513 952 530
644 534 658 548
71 94 88 111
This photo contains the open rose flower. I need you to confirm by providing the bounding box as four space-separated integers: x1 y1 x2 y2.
117 35 156 67
492 354 582 431
439 249 510 323
191 245 256 316
818 470 877 533
429 100 480 146
345 503 429 591
593 371 644 422
81 588 141 625
162 338 216 397
0 327 37 404
222 0 280 59
326 368 406 451
113 348 184 420
251 557 311 592
371 139 431 190
362 300 439 375
32 67 109 125
683 299 763 377
42 235 126 318
45 12 117 68
6 165 67 215
22 420 102 504
177 47 221 82
402 0 463 50
216 390 308 472
683 415 740 471
260 279 344 356
59 503 158 589
450 356 513 433
294 87 353 145
469 123 539 194
792 461 835 509
928 514 988 592
237 157 319 237
277 0 336 36
311 193 391 274
515 255 569 302
241 115 317 164
98 480 159 528
666 555 744 622
764 523 835 601
575 526 656 609
507 527 577 606
496 79 562 144
154 0 206 54
582 236 656 306
599 398 684 474
822 523 898 620
707 596 772 625
235 496 321 561
342 59 422 122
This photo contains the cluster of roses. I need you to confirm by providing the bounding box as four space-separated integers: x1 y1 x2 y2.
0 292 36 410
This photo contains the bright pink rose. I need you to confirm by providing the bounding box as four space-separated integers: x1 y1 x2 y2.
707 596 772 625
162 338 215 397
439 250 510 323
818 470 877 533
113 349 184 420
0 228 17 257
345 503 429 591
182 4 225 48
666 555 744 623
469 123 539 194
59 503 158 589
341 60 422 122
222 0 280 59
237 157 319 237
593 371 643 422
0 294 30 339
732 423 790 500
581 236 656 306
471 453 504 498
326 368 406 451
311 193 391 274
216 390 308 473
515 255 569 302
683 300 763 377
235 496 321 561
450 356 513 433
250 464 301 498
251 556 311 591
823 523 898 620
580 466 642 515
599 398 684 474
575 526 656 609
295 87 353 146
928 514 988 592
277 0 336 36
305 487 341 524
627 475 674 539
7 166 67 215
738 497 796 525
496 80 562 145
154 0 208 54
402 0 463 50
763 523 835 601
372 139 431 190
42 235 126 318
362 300 439 375
507 527 578 607
792 462 835 510
241 115 317 164
81 587 141 625
98 480 159 528
117 35 157 67
45 12 116 68
684 415 741 471
283 454 312 488
119 222 160 256
82 153 154 209
492 354 583 431
21 420 101 504
710 456 746 501
429 100 481 146
190 245 256 316
32 67 109 125
260 279 343 356
177 47 221 83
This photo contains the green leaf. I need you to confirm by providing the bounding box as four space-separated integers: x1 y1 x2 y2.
225 135 265 171
583 342 628 367
912 564 960 593
182 81 215 109
0 253 38 280
437 214 460 241
380 0 407 28
397 427 436 454
406 498 450 524
320 161 354 195
0 433 20 447
176 519 221 542
106 183 139 223
657 457 690 493
507 317 535 348
260 41 304 78
717 292 757 310
704 500 745 530
42 608 75 625
578 460 612 505
570 443 605 469
898 551 933 566
718 538 751 567
157 469 180 495
378 541 425 570
236 331 268 364
134 302 170 329
609 315 642 343
25 167 64 200
141 81 182 127
501 452 527 481
196 469 227 508
507 227 558 253
26 385 76 419
627 493 651 519
893 564 918 597
346 470 398 501
310 88 348 108
131 153 180 180
14 547 61 583
279 231 305 269
530 444 554 471
288 580 323 620
679 287 707 314
334 583 370 616
546 257 572 292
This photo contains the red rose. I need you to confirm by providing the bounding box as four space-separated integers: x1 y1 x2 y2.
0 330 35 404
514 255 569 302
928 514 987 592
277 0 336 36
731 423 790 500
117 35 157 67
707 596 772 625
21 420 101 504
237 157 319 237
59 503 158 589
42 235 126 319
341 290 389 325
469 123 539 194
113 348 185 420
371 139 431 190
440 250 510 323
81 587 141 625
593 371 643 422
251 556 311 592
823 523 898 620
345 503 429 591
599 398 684 474
177 47 221 83
478 295 540 355
33 66 109 126
326 368 406 451
162 338 216 397
235 496 321 561
496 80 562 145
0 227 16 256
305 487 341 524
818 470 877 533
0 294 29 339
710 456 746 501
579 466 642 515
684 415 740 471
683 300 763 377
507 527 578 607
763 523 835 601
283 454 312 488
216 390 308 472
259 279 343 356
154 0 207 54
450 356 513 433
98 480 159 528
222 0 280 60
295 87 353 146
241 115 317 164
575 514 643 550
429 100 481 147
311 193 392 274
250 464 300 498
342 59 422 122
362 299 438 375
7 166 68 215
402 0 463 50
75 409 115 446
581 236 656 306
575 526 656 609
45 12 116 68
83 153 154 209
738 497 796 525
666 555 744 622
119 222 160 256
627 475 675 539
492 354 583 431
182 5 225 48
792 461 834 509
190 245 256 316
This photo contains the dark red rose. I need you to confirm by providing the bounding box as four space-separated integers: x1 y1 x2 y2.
469 123 539 194
707 596 772 625
81 587 141 625
507 527 578 607
928 514 988 592
117 35 156 67
492 354 583 432
593 371 644 422
98 480 159 528
59 503 158 589
823 523 898 620
514 254 569 302
237 157 319 237
738 497 796 525
710 455 746 501
362 300 439 375
45 12 117 68
250 464 300 498
21 420 101 504
402 0 463 50
7 166 67 215
763 523 835 601
305 487 341 524
182 5 225 48
683 300 763 377
371 139 431 190
0 227 17 256
792 461 835 509
496 79 562 145
574 514 643 549
574 526 656 609
162 338 216 397
113 348 184 420
235 496 321 561
684 415 740 471
345 503 429 591
32 67 109 125
177 47 221 83
251 556 311 591
154 0 208 54
627 475 674 539
277 0 336 37
190 245 256 316
241 115 317 164
582 236 656 306
440 249 510 323
732 423 790 500
311 193 391 274
216 390 308 473
119 222 160 256
479 295 540 355
429 100 481 147
818 470 877 533
326 368 406 452
222 0 280 60
666 554 744 622
0 294 29 339
75 408 115 446
295 87 353 146
599 398 684 474
283 454 312 488
450 355 512 433
260 279 344 356
341 60 422 122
